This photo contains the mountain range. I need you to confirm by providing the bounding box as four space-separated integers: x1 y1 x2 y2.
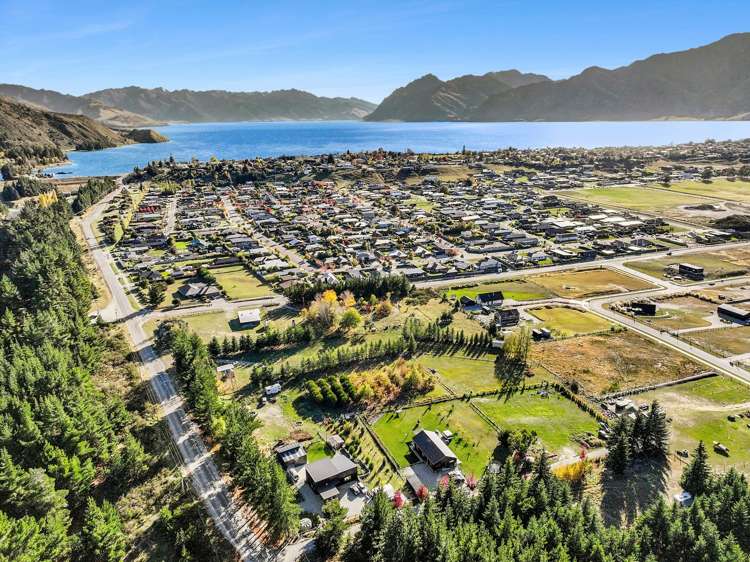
84 87 376 123
0 31 749 153
0 84 162 128
364 70 550 121
369 33 750 122
0 84 377 127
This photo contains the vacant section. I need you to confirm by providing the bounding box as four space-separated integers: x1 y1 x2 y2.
641 295 716 331
557 186 712 212
445 279 554 301
529 306 613 337
626 248 750 284
474 390 600 459
682 326 750 358
529 268 655 299
372 400 497 478
660 179 750 203
530 330 705 396
212 265 275 300
638 376 750 470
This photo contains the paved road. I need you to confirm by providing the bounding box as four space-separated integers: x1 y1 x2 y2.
81 181 267 561
414 240 750 291
587 288 750 384
164 194 178 235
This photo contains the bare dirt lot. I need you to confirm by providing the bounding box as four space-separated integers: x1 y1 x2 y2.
529 330 705 396
642 295 717 331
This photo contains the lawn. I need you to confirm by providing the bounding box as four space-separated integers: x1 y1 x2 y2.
682 326 750 358
212 265 275 300
406 196 435 211
638 376 750 470
528 306 613 337
445 279 554 302
415 354 500 394
529 268 656 299
373 298 484 337
473 390 600 459
373 400 498 477
673 375 750 405
253 387 324 447
143 306 297 342
529 330 705 396
625 249 750 284
254 389 403 487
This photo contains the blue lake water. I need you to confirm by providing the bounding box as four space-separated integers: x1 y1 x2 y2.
45 120 750 177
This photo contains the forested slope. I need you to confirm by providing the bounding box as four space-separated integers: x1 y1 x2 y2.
0 200 230 561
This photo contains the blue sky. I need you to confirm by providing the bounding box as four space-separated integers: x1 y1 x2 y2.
1 0 747 102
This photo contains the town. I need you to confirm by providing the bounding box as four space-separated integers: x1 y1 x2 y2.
57 137 747 557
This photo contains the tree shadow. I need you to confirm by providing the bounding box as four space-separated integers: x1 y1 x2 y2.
599 457 671 526
494 359 530 400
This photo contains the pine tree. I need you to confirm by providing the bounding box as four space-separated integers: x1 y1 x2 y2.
315 500 347 558
645 401 669 457
681 441 712 496
81 498 126 562
606 416 631 475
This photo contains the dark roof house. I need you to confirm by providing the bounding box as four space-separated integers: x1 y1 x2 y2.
305 453 358 496
411 429 458 470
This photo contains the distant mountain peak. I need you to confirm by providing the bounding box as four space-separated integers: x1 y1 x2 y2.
366 33 750 122
365 69 550 122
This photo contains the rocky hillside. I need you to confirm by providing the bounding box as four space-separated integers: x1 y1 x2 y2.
365 71 549 121
0 84 159 128
470 33 750 121
0 96 165 176
84 86 377 122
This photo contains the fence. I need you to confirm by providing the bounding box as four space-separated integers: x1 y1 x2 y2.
595 371 717 402
358 415 402 473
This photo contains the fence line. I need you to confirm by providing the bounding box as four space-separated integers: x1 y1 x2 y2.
595 371 717 402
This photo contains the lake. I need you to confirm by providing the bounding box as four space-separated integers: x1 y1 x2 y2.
44 120 750 177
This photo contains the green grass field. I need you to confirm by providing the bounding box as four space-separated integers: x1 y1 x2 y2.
557 186 713 211
528 306 613 337
473 391 600 457
682 326 750 358
445 279 554 301
529 268 656 299
373 400 497 477
142 306 297 342
659 179 750 203
675 375 750 405
415 354 499 394
212 265 275 300
638 376 750 470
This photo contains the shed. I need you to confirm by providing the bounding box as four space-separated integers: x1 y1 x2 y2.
265 383 282 396
238 309 262 326
275 441 307 468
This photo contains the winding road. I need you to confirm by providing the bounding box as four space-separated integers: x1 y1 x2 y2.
80 181 269 561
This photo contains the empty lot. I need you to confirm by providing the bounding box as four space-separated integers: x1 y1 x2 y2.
530 330 705 396
529 306 614 337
